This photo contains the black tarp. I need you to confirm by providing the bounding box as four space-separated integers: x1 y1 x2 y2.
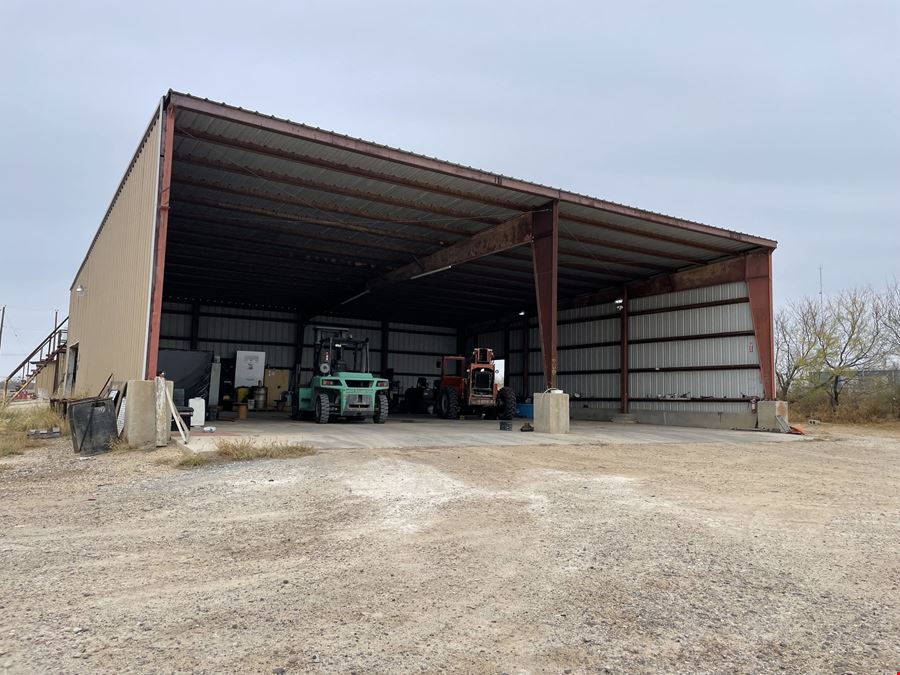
158 349 214 403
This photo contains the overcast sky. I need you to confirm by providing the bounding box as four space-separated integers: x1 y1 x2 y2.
1 1 897 373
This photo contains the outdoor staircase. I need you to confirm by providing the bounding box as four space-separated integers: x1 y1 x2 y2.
1 317 68 405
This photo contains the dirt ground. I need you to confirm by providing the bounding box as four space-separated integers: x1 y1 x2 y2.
1 424 898 674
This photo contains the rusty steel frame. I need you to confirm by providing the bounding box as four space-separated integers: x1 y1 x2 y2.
745 250 775 400
143 95 779 405
532 201 559 390
372 212 534 288
569 249 777 400
145 103 176 379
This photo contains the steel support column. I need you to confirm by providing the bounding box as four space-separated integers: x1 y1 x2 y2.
532 201 559 390
619 288 630 413
745 250 776 399
145 103 176 379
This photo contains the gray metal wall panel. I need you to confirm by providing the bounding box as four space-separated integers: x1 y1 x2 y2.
629 303 753 341
630 401 751 413
196 341 293 369
205 306 294 320
303 322 382 350
559 303 618 321
201 315 294 344
559 317 619 346
509 329 524 350
475 330 505 354
389 331 455 355
159 338 191 351
629 281 748 312
557 373 618 398
558 346 618 371
160 312 191 339
630 335 760 369
629 369 763 399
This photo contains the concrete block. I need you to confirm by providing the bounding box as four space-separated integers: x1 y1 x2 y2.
155 378 174 447
758 400 789 431
533 391 570 434
123 380 157 449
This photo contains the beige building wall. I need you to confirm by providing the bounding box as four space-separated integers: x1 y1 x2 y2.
67 109 162 395
34 355 64 399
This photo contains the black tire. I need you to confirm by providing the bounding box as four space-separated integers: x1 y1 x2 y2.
441 387 460 419
496 386 517 420
374 392 388 424
314 392 331 424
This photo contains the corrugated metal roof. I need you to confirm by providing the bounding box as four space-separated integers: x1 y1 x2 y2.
163 91 776 324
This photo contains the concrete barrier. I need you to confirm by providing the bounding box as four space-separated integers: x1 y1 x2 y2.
533 391 570 434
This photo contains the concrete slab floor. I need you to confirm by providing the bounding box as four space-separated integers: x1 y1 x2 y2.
180 412 801 452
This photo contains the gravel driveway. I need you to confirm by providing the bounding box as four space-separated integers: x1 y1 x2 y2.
1 425 898 673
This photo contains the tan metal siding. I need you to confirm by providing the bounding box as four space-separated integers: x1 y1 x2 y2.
34 357 63 399
67 115 161 394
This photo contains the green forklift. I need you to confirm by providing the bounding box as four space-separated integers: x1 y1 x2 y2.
293 327 389 424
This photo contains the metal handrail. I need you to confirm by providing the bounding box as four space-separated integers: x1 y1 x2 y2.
2 317 69 401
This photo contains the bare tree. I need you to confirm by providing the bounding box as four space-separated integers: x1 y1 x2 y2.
775 298 823 399
882 279 900 359
816 286 886 408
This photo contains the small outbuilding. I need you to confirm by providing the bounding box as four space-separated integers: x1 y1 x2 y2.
64 90 777 428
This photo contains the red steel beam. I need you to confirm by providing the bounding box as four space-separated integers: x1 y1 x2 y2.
146 104 176 379
567 253 751 308
745 250 775 399
373 212 534 287
532 201 559 389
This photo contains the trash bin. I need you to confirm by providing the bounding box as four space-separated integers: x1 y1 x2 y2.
69 398 118 455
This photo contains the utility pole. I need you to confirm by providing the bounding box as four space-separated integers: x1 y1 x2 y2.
0 305 5 357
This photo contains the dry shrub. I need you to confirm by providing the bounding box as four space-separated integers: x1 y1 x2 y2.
0 405 68 434
215 438 315 461
0 434 37 457
791 382 900 423
175 452 215 469
0 405 66 458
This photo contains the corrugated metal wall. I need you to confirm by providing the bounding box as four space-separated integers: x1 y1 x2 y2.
477 282 761 415
67 111 161 394
159 305 456 394
158 281 760 416
628 281 762 412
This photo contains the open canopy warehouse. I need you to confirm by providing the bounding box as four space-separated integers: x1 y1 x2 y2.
64 91 777 427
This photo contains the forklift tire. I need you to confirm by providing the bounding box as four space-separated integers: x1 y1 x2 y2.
374 392 389 424
497 386 517 421
441 387 460 419
315 392 331 424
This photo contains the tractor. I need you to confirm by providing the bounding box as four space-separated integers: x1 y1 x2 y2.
435 347 517 420
293 327 389 424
